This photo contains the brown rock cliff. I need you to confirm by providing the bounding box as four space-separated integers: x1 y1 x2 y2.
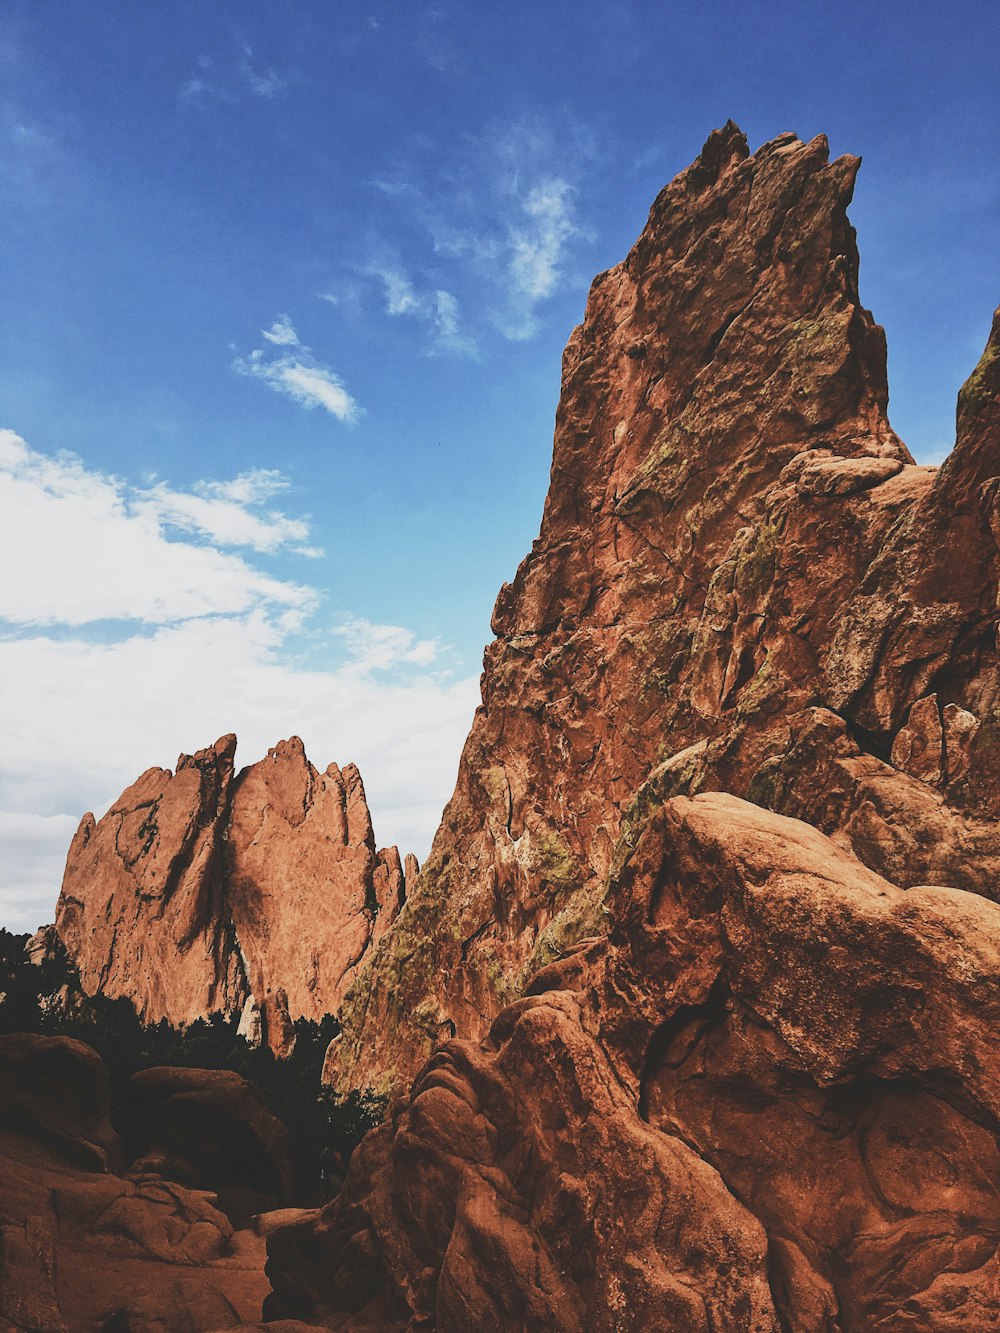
327 123 999 1096
270 795 1000 1330
55 736 412 1048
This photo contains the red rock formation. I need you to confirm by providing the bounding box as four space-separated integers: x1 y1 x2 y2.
328 123 1000 1096
268 795 1000 1330
120 1066 295 1222
55 736 411 1049
0 1034 275 1330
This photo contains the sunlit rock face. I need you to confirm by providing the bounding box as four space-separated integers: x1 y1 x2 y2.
327 121 1000 1099
268 795 1000 1331
55 734 411 1050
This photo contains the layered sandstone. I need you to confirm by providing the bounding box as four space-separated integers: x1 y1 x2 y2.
328 122 1000 1095
55 736 412 1048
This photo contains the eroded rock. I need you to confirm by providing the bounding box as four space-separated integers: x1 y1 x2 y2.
0 1034 271 1330
329 123 1000 1097
268 796 1000 1331
54 737 414 1050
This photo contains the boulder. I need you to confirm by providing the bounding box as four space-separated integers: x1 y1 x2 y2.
267 795 1000 1331
121 1066 294 1221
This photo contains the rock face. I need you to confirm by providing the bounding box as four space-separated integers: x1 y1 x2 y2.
268 795 1000 1330
328 122 1000 1096
120 1066 295 1224
0 1034 274 1330
55 736 411 1048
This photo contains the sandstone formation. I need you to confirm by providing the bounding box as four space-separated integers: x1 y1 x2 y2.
120 1066 295 1224
0 1033 275 1330
268 795 1000 1330
55 736 412 1049
328 122 1000 1096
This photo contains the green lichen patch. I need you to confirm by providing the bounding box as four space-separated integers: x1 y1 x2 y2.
958 333 998 423
610 741 708 883
525 828 579 897
525 882 609 979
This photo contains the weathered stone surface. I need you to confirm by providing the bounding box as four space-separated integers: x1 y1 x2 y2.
54 736 413 1049
56 735 245 1028
121 1066 295 1222
328 123 1000 1096
0 1034 271 1330
268 796 1000 1331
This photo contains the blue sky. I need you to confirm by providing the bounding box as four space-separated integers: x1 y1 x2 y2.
1 0 998 929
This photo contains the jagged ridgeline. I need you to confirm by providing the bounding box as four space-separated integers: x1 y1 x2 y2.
267 125 1000 1329
327 122 1000 1101
52 734 418 1054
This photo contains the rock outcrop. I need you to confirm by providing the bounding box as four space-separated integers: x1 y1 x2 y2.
120 1066 295 1224
327 122 1000 1096
55 736 412 1049
0 1034 275 1330
268 795 1000 1330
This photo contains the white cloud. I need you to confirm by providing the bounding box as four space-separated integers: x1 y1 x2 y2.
197 467 289 505
133 482 314 555
0 100 64 211
432 289 477 356
333 615 441 672
239 46 287 99
374 266 421 316
0 430 479 932
353 115 593 348
179 46 287 107
366 264 478 357
261 314 301 346
0 431 313 625
502 178 579 339
233 325 362 422
0 812 80 934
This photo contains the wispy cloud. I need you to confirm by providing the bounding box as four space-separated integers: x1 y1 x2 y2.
233 317 362 422
0 430 315 626
346 114 594 349
0 100 64 210
366 263 478 357
261 314 301 346
239 46 287 99
179 46 288 108
333 615 440 673
134 478 315 556
500 178 581 340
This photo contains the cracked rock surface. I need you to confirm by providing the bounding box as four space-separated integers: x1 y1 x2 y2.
272 124 1000 1330
267 796 1000 1331
328 121 1000 1098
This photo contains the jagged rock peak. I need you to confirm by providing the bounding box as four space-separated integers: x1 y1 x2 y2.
326 123 1000 1100
54 734 415 1049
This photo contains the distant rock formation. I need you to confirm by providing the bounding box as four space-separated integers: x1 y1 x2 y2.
327 121 1000 1097
55 735 413 1050
268 124 1000 1327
